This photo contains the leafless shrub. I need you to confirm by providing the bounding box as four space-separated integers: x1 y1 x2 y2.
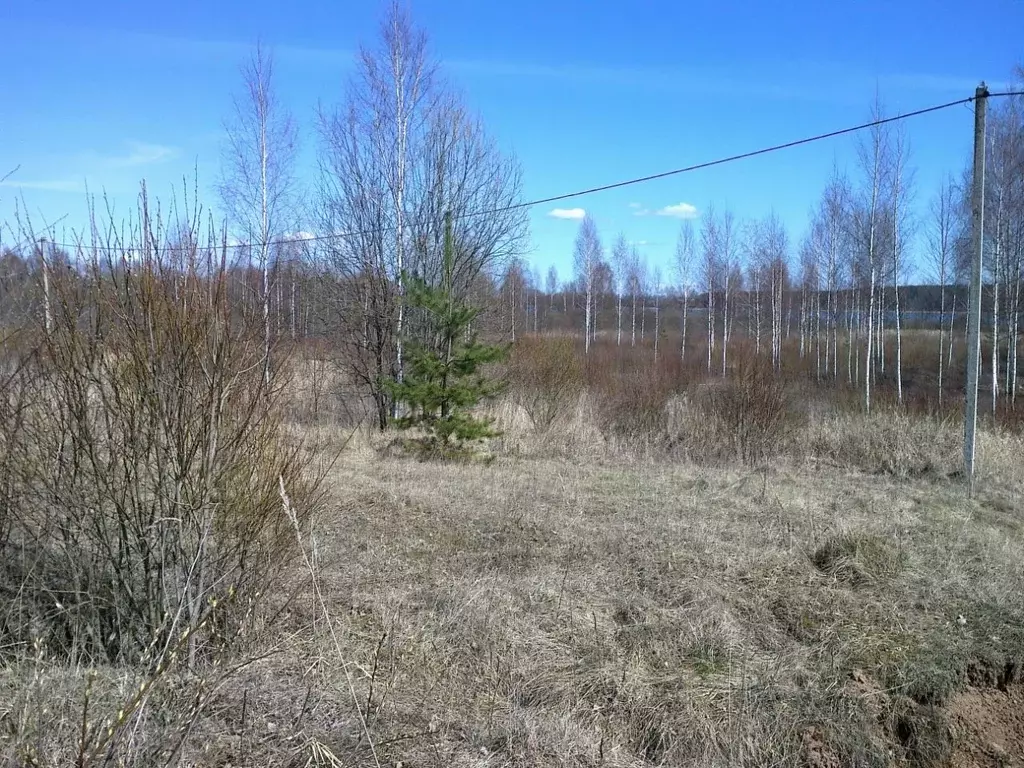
700 351 800 465
593 371 673 444
1 190 319 672
506 337 583 431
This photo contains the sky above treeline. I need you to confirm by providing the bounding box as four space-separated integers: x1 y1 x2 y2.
1 0 1021 286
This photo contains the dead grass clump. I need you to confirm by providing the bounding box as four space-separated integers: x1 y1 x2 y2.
811 532 906 586
890 697 953 768
805 409 961 477
379 433 497 464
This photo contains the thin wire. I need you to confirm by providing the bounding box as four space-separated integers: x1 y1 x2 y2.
491 95 977 211
25 89 1024 254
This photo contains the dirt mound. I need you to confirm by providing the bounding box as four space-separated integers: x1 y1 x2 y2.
949 684 1024 767
842 663 1024 768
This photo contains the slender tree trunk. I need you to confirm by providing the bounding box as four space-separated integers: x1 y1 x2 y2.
815 288 822 381
1011 271 1020 406
850 289 858 386
785 289 794 341
877 294 886 375
38 241 53 335
511 280 517 342
865 198 879 412
681 291 689 362
831 286 839 381
845 290 853 384
617 293 622 345
799 284 807 360
584 284 591 354
1003 244 1020 404
290 269 297 340
824 286 832 379
259 102 272 389
850 292 856 385
722 279 730 377
770 280 776 369
992 279 1000 415
938 282 946 407
754 276 762 357
707 288 714 374
631 292 637 347
654 298 660 364
893 244 904 406
948 295 957 373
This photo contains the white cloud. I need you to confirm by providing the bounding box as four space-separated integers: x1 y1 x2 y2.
109 141 177 168
627 202 643 209
655 202 699 220
79 141 178 170
548 207 586 220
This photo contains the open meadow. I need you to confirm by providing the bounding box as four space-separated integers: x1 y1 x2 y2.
4 338 1024 767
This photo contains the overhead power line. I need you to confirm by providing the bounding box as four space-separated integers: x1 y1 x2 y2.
21 89 1024 254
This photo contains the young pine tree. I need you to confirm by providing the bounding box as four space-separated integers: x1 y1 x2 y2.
386 213 506 451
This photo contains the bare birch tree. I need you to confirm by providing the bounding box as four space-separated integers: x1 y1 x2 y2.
612 233 630 346
701 206 721 373
854 96 891 413
573 215 602 354
636 251 649 343
797 224 821 371
984 90 1024 410
545 265 558 321
746 222 765 357
502 257 528 341
629 246 643 347
317 2 526 428
219 42 298 388
673 220 695 362
652 264 663 363
761 214 789 372
888 118 915 405
815 168 851 381
928 173 960 406
719 209 739 376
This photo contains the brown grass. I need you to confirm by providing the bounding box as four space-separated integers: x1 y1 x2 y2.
4 349 1024 767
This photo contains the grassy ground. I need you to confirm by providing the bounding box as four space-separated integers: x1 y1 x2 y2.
3 398 1024 766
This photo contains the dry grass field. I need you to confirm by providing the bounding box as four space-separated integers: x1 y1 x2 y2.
4 369 1023 767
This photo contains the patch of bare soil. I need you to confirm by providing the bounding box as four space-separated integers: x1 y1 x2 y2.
949 683 1024 768
802 726 842 768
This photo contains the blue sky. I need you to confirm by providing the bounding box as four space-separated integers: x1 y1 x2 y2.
1 0 1021 285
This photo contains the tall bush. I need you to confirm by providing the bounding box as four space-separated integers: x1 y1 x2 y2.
1 203 316 666
703 350 797 465
506 337 583 431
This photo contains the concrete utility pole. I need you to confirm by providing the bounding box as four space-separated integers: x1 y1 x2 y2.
963 83 989 498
